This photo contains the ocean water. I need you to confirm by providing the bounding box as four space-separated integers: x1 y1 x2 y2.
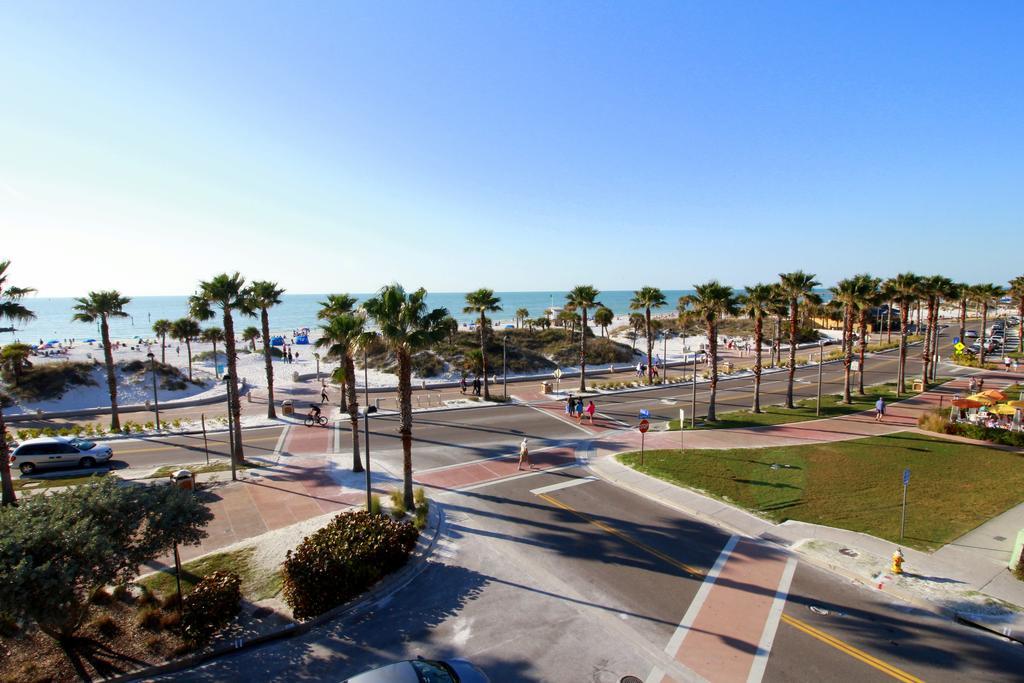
4 290 702 343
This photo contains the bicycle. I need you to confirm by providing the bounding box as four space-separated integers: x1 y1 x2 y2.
304 413 328 427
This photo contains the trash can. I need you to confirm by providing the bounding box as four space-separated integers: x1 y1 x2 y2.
170 469 195 491
542 381 553 395
282 400 294 416
912 379 925 392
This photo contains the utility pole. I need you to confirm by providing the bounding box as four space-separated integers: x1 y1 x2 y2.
816 340 824 416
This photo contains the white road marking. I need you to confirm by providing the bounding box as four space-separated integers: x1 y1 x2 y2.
530 475 597 495
746 557 798 683
273 425 290 455
645 535 739 683
448 463 581 493
525 402 596 435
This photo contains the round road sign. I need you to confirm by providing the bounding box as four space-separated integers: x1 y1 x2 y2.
638 419 650 433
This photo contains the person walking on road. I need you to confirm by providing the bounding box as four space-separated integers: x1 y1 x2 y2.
518 438 531 470
585 400 596 425
565 394 574 418
875 396 886 422
320 383 329 404
969 377 978 393
460 376 467 394
472 376 481 396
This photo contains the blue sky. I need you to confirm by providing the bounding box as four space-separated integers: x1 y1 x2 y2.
2 2 1021 296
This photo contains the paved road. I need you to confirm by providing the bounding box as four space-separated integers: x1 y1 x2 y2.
161 463 1024 682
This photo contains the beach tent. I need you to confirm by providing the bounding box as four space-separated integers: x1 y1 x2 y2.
83 338 96 343
981 389 1007 402
270 336 284 346
47 339 60 344
295 334 309 345
952 398 985 409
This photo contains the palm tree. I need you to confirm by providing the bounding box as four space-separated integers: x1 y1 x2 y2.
1009 276 1024 353
192 273 247 466
627 313 645 351
247 281 285 419
566 285 601 391
593 306 614 338
363 284 448 510
516 307 530 328
630 287 667 384
767 286 787 368
315 307 367 473
972 283 1005 365
72 291 131 431
885 273 920 396
777 271 821 408
170 318 201 380
242 326 261 352
853 275 881 394
952 282 971 347
680 282 739 421
200 327 224 376
830 278 860 404
440 315 459 346
739 284 775 412
152 319 172 364
919 276 954 381
317 293 358 320
463 288 502 401
556 309 578 339
0 260 35 506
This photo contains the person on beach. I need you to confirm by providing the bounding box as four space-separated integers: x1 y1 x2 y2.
460 377 467 394
518 438 531 470
585 400 596 424
875 396 886 422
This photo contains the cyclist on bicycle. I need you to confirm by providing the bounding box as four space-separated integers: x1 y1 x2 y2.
308 403 322 421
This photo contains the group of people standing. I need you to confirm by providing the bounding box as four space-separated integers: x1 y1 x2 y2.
460 376 483 396
564 395 597 424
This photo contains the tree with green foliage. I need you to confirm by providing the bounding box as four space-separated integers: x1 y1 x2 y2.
315 304 367 473
463 288 502 401
739 284 775 412
0 343 32 387
972 283 1005 366
170 318 202 381
566 285 601 391
152 319 171 364
885 273 921 395
200 327 225 377
516 307 530 328
363 284 448 510
680 281 739 421
1009 276 1024 353
191 273 247 466
628 312 645 351
630 287 667 384
242 326 261 352
593 306 614 338
246 281 285 420
317 293 358 321
777 272 821 408
0 261 34 507
0 477 211 641
830 277 860 404
853 275 881 394
72 291 131 431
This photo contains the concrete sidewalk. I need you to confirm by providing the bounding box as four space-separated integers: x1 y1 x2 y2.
587 370 1024 641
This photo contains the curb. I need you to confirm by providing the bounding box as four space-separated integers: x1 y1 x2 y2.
111 503 444 682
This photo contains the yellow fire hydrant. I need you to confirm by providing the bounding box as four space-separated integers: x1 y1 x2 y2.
891 548 904 575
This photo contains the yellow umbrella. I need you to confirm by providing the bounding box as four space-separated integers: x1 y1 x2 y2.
967 393 998 405
1008 400 1024 409
992 404 1019 416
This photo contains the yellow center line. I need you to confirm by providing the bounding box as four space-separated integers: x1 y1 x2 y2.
536 492 925 683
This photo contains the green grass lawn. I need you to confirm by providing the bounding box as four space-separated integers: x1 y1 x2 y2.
669 379 948 431
149 460 261 478
138 546 282 602
12 472 111 491
619 432 1024 551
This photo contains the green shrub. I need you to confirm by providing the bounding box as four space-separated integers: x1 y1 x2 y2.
180 570 242 644
389 489 406 518
917 409 949 434
136 585 158 608
413 487 426 506
369 493 382 516
282 510 418 620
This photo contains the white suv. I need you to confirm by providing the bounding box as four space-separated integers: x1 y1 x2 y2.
9 437 113 475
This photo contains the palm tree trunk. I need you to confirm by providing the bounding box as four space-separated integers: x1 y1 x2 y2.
645 307 654 384
479 312 490 400
185 338 193 380
897 306 909 397
160 333 166 364
980 304 989 365
101 317 120 431
398 348 415 511
887 300 893 343
785 300 798 408
0 410 17 506
346 353 363 472
707 321 718 421
212 340 219 379
921 299 933 382
579 307 588 392
857 310 868 394
752 315 763 413
842 305 852 404
959 300 967 344
1019 300 1024 353
222 312 244 465
261 309 276 419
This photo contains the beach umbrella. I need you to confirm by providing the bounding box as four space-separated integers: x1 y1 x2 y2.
47 339 59 344
952 398 985 409
83 338 96 343
992 404 1018 416
966 393 997 405
1007 400 1024 409
981 389 1007 402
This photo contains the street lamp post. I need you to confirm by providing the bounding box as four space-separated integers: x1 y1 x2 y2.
363 405 377 511
225 377 237 481
146 352 161 431
690 349 698 428
503 332 508 401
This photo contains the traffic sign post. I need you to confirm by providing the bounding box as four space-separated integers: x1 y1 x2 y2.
900 468 910 542
679 409 685 451
638 418 650 465
553 368 562 394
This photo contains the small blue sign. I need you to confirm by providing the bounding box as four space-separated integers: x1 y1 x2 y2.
639 409 650 419
952 336 960 345
903 468 911 486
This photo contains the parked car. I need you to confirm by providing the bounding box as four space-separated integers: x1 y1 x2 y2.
9 437 113 475
965 330 978 339
344 658 489 683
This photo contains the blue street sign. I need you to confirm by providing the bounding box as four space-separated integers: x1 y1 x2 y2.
639 408 650 418
903 468 911 486
952 336 960 345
